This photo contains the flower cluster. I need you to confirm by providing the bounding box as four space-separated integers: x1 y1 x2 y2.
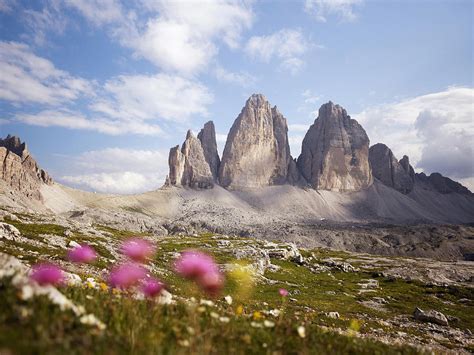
174 250 224 296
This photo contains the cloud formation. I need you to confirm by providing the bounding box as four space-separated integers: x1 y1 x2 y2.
59 147 168 194
0 40 213 135
0 41 93 104
355 87 474 185
245 29 310 74
304 0 363 22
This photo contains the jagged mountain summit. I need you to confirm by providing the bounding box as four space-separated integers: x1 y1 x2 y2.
219 94 299 188
165 94 471 202
0 135 52 200
297 101 372 191
369 143 414 194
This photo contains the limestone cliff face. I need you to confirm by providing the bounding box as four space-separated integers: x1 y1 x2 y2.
197 121 220 181
0 135 52 200
369 143 414 194
218 94 297 188
297 102 372 191
181 131 214 189
166 129 214 189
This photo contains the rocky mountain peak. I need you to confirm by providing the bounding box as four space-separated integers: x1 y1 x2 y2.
297 101 372 191
0 135 28 159
0 135 52 200
218 94 297 188
369 143 414 194
197 121 220 181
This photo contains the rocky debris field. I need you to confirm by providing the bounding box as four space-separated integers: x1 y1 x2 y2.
0 207 473 354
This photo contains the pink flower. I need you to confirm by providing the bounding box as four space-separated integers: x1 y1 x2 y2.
108 263 146 289
67 244 97 263
174 250 224 296
174 250 219 280
199 271 224 296
141 277 164 298
120 238 156 262
279 288 289 297
30 263 64 286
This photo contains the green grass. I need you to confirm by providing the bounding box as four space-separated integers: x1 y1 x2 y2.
0 225 471 354
0 276 421 355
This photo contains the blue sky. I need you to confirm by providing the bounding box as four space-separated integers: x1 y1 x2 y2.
0 0 472 193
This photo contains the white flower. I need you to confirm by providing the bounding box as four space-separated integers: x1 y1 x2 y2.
224 295 233 305
79 314 106 330
297 325 306 338
200 299 215 307
269 309 281 317
219 316 230 323
264 320 275 328
210 312 219 319
250 321 263 328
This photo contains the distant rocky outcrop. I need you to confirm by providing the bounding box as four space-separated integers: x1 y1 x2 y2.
415 172 471 195
219 94 299 188
297 101 372 191
369 143 414 194
197 121 220 181
166 130 214 189
164 95 471 199
0 135 52 200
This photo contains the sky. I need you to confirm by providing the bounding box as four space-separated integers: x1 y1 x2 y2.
0 0 472 194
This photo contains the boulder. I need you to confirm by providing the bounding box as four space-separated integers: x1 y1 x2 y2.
414 307 449 326
197 121 220 181
297 102 372 191
369 143 414 194
219 94 299 188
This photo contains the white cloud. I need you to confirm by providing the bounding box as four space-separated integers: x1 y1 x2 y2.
302 89 322 105
304 0 363 23
92 74 213 122
214 65 256 87
61 172 159 195
64 0 124 26
16 109 163 136
0 0 15 13
122 0 254 75
0 41 93 104
0 41 214 135
23 4 67 45
245 29 309 74
58 147 168 194
355 86 474 182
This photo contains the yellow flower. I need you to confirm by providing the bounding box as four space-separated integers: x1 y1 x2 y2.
86 281 95 289
253 311 262 320
235 305 244 316
99 282 108 291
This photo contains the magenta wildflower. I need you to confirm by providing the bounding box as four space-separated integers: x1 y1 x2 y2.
279 288 289 297
67 244 97 263
175 250 224 296
108 263 146 289
141 277 164 298
30 263 64 286
120 238 156 262
175 250 219 280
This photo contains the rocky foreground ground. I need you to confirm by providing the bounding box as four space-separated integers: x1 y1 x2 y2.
0 207 472 354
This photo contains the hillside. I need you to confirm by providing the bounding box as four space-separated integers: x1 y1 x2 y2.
0 210 473 354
